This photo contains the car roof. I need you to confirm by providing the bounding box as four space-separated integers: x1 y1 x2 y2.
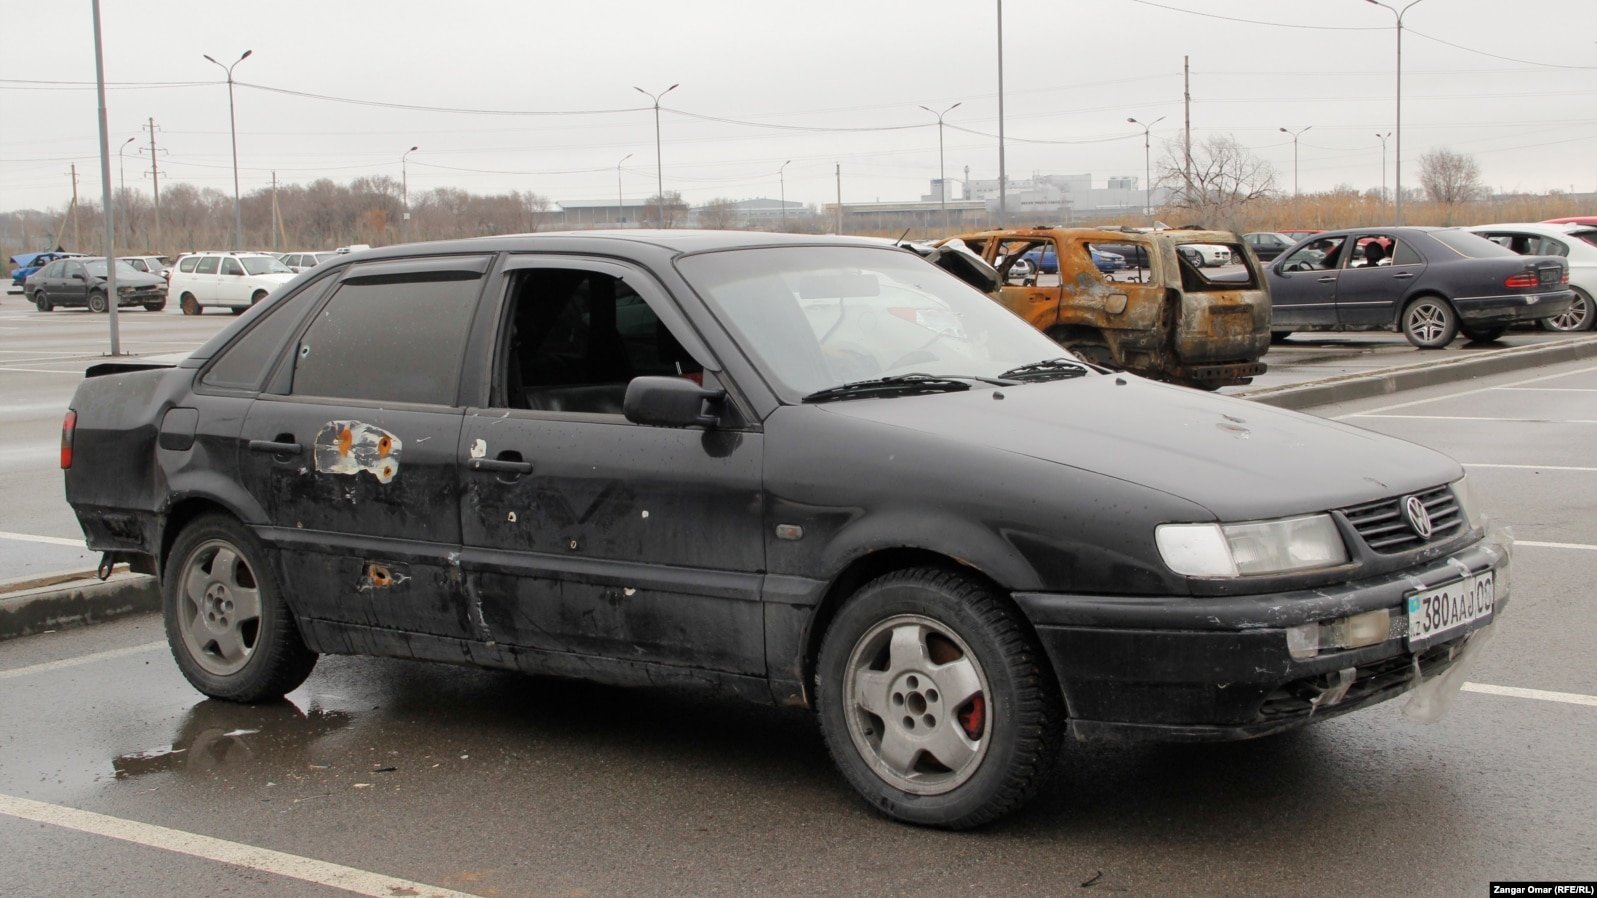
314 230 906 266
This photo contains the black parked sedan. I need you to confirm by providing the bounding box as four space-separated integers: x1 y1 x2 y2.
26 256 167 312
63 231 1508 828
1267 226 1572 347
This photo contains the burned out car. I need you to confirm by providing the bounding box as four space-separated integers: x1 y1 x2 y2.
64 231 1507 829
947 227 1269 389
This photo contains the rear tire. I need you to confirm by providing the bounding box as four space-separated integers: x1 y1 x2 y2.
1401 296 1458 349
1540 287 1593 332
34 290 52 312
180 293 201 316
1460 325 1507 343
816 567 1065 829
164 514 317 702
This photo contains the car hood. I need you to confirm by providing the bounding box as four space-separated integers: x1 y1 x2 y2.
816 374 1460 522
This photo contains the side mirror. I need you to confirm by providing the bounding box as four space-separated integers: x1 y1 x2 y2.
623 376 725 429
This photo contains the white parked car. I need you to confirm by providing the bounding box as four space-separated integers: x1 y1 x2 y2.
277 251 342 274
168 252 296 315
1466 222 1596 332
118 255 172 281
1179 244 1233 268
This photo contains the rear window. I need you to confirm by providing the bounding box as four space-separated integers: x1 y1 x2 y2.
1430 230 1517 259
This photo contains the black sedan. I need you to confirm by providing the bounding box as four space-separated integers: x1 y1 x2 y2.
63 231 1508 828
26 256 167 312
1267 227 1573 347
1243 231 1299 261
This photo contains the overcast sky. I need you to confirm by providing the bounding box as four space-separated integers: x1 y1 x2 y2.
2 0 1594 217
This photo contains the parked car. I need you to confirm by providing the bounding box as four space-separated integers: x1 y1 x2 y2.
119 255 172 280
10 250 85 291
1543 216 1597 227
62 230 1508 829
1267 227 1574 348
1178 244 1233 268
1021 247 1058 274
1243 232 1299 262
167 251 296 315
1466 222 1596 332
1091 247 1127 273
278 251 342 274
1278 228 1324 242
948 227 1268 388
25 257 166 312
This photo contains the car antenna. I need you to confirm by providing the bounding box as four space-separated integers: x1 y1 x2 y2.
896 227 912 244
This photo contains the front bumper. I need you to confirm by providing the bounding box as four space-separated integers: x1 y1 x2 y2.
1013 537 1509 742
1455 290 1573 325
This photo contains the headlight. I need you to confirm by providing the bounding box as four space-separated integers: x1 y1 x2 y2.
1156 514 1349 578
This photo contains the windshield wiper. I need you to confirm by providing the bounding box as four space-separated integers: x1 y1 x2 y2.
998 357 1093 382
802 373 1010 404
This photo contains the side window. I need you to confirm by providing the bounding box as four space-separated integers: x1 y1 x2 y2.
197 256 220 275
291 273 482 405
41 261 63 277
500 268 703 414
179 256 200 273
202 279 332 391
221 257 243 276
1284 236 1344 272
64 261 84 279
994 238 1049 285
1391 241 1423 266
1352 236 1393 267
1540 238 1569 258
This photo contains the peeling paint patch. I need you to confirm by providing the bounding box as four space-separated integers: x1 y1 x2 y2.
470 438 487 459
313 421 403 483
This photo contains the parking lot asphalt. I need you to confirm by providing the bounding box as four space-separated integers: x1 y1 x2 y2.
2 302 1594 640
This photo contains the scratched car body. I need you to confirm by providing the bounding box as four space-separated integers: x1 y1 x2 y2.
947 227 1270 389
63 231 1509 829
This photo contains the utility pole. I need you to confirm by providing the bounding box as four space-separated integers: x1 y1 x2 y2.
996 0 1007 227
835 164 843 235
1183 56 1192 190
271 172 280 252
145 118 163 254
69 164 81 249
91 0 122 354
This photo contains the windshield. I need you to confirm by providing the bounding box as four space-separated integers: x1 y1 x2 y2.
1430 229 1517 259
83 259 143 277
242 256 293 275
677 245 1077 401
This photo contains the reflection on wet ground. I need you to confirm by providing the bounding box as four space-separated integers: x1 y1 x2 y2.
112 699 353 779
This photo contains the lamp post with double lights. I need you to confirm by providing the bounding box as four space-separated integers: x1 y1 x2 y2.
779 160 792 232
1127 115 1165 227
402 146 417 243
634 83 678 226
919 102 961 233
1280 125 1311 227
1365 0 1428 225
616 154 632 225
203 50 252 250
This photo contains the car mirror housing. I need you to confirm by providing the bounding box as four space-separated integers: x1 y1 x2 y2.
623 376 725 429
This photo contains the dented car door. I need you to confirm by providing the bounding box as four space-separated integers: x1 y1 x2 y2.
456 257 768 676
235 257 490 640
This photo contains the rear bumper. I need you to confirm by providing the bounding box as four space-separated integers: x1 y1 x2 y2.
1013 537 1509 742
1455 290 1573 324
1169 360 1268 387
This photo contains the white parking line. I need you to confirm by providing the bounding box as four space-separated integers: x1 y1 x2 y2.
1461 683 1597 707
0 642 164 680
1351 415 1597 424
1333 364 1597 419
1465 464 1597 473
1517 540 1597 551
0 531 86 547
0 793 484 898
0 367 85 375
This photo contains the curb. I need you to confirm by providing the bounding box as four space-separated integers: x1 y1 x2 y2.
0 570 161 641
1237 335 1597 410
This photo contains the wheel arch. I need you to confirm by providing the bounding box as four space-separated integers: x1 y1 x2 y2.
1392 289 1452 329
159 491 268 575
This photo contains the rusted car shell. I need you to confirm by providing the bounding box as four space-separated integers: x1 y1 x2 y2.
946 228 1270 388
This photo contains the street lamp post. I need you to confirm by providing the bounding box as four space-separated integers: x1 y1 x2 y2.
1127 116 1165 227
203 50 252 250
1280 125 1312 226
1366 0 1428 225
401 146 417 243
616 153 632 225
634 83 678 227
778 160 791 232
117 137 135 253
1376 131 1392 221
919 103 961 234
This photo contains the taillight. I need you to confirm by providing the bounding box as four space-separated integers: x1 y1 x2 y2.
61 410 76 469
1504 271 1538 289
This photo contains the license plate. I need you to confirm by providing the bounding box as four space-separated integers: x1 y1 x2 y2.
1406 570 1495 650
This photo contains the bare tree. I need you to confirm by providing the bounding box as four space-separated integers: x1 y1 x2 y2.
644 191 689 228
697 198 741 230
1154 135 1276 234
1418 148 1484 206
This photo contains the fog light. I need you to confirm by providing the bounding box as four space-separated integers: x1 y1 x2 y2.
1287 622 1320 660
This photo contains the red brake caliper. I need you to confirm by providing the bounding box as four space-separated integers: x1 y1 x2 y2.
957 695 985 739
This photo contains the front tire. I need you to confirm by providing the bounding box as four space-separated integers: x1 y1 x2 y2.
87 291 108 313
1401 296 1458 349
164 514 317 702
144 298 167 312
816 568 1064 829
1541 287 1593 332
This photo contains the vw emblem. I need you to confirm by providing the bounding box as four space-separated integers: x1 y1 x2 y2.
1403 495 1433 539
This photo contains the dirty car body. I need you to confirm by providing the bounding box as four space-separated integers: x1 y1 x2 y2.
948 227 1270 389
63 231 1507 828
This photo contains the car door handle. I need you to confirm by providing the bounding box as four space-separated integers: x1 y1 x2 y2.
1391 272 1415 279
468 458 534 475
1317 276 1337 283
248 439 303 455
